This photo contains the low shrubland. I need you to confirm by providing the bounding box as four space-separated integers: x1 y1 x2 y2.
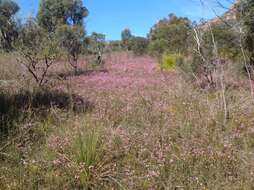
1 52 254 189
1 0 254 189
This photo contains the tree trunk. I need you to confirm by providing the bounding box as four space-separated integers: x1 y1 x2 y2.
68 56 79 75
249 52 254 79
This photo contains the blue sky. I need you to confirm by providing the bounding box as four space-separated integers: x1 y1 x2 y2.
17 0 235 40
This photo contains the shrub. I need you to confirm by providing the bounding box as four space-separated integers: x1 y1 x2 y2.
129 37 149 55
202 23 240 61
120 27 149 55
86 32 106 65
160 53 181 70
187 27 224 87
148 39 168 57
16 19 61 87
107 40 122 52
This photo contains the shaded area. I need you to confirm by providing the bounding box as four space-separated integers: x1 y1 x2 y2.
0 90 93 138
56 69 109 79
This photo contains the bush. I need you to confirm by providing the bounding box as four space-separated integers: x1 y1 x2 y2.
160 53 182 70
202 23 240 60
148 39 168 57
129 37 149 55
16 19 61 87
86 32 106 65
107 40 122 52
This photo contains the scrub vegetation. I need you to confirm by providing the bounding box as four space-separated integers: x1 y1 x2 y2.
1 0 254 189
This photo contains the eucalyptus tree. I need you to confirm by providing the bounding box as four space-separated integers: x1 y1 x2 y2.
37 0 88 32
56 25 85 74
121 28 133 50
237 0 254 67
17 19 61 87
38 0 88 74
0 0 20 51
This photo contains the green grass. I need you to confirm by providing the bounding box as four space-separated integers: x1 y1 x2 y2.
75 128 101 166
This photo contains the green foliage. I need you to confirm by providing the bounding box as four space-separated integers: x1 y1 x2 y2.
121 28 132 42
120 28 148 55
129 37 149 55
148 39 168 57
107 40 122 52
75 128 101 166
237 0 254 66
0 0 20 51
184 28 218 86
17 19 61 86
0 0 19 18
38 0 89 74
182 23 240 86
73 128 102 185
56 25 85 74
203 23 240 60
86 32 106 65
37 0 88 32
160 53 181 70
148 14 192 56
89 32 106 53
121 28 132 50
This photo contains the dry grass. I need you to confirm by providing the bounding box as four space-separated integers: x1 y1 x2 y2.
0 52 254 189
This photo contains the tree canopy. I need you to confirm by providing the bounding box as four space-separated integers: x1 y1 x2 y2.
121 28 132 41
87 32 106 54
148 14 192 56
237 0 254 66
56 24 85 73
0 0 20 50
121 28 133 50
37 0 88 32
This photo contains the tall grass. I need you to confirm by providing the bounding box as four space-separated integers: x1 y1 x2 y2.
75 128 101 166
